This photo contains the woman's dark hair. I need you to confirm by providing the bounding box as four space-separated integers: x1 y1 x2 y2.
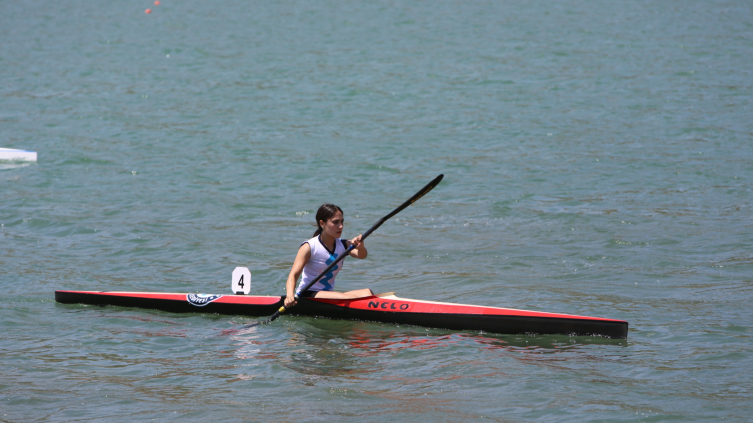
313 204 343 237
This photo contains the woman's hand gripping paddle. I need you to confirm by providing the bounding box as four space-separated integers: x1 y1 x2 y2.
240 174 444 329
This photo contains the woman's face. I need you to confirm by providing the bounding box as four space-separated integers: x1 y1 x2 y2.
320 211 343 239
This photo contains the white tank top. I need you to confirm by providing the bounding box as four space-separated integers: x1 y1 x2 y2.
296 236 348 295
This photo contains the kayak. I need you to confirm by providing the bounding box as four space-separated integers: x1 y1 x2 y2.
55 290 629 339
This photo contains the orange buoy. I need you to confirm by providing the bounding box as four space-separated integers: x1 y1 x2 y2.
145 8 152 13
154 1 160 5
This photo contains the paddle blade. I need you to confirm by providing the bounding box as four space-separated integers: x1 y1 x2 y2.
240 321 263 329
411 174 444 204
391 174 442 215
361 174 444 239
238 307 286 329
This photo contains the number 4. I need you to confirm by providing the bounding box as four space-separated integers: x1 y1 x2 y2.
232 267 251 295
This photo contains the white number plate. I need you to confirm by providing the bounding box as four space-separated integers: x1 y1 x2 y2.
231 267 251 295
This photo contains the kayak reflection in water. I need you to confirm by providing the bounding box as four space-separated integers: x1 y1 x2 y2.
284 204 373 308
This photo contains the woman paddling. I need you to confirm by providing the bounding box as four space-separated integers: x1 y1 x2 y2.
284 204 373 308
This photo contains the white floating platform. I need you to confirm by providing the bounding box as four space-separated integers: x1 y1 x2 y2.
0 148 37 161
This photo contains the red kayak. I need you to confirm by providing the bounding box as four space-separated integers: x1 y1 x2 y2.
55 290 628 338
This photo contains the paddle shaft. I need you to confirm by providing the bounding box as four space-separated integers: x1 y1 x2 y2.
250 174 444 327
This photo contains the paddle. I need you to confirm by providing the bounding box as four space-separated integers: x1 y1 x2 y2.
241 174 444 329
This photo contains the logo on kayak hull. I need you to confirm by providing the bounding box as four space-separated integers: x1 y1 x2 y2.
187 294 222 307
368 301 409 310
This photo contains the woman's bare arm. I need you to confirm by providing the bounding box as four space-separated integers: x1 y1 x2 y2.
284 243 311 307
